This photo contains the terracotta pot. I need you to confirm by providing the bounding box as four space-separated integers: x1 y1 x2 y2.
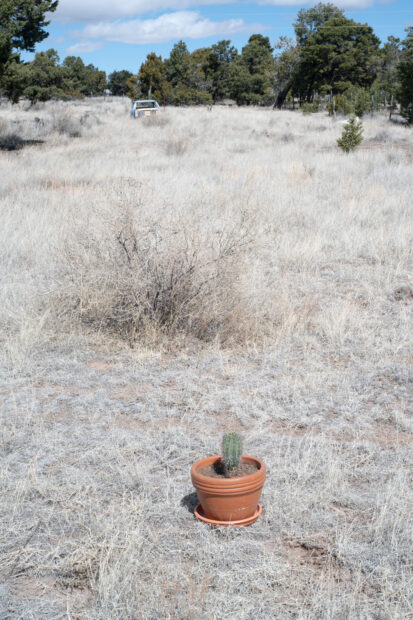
191 455 266 525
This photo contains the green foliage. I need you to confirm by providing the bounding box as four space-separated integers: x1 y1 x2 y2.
0 55 29 102
230 35 274 105
327 88 374 117
292 4 380 104
273 38 301 109
221 433 243 476
353 88 371 117
374 36 402 108
335 93 351 116
0 0 57 98
398 28 413 124
126 74 139 100
164 41 192 88
0 0 57 70
171 85 212 105
21 50 107 104
301 97 320 114
63 56 106 97
337 116 364 153
138 52 167 100
294 3 344 46
189 47 212 95
24 49 66 103
208 40 238 102
135 45 213 105
108 70 133 96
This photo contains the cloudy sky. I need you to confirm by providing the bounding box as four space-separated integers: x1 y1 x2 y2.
29 0 413 72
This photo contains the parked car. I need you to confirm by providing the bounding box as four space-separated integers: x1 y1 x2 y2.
131 99 160 118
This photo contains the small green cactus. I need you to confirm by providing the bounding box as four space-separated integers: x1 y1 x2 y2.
221 433 243 477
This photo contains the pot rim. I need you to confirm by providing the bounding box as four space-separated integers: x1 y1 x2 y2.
191 454 265 487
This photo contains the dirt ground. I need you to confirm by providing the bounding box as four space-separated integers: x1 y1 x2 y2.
0 100 412 618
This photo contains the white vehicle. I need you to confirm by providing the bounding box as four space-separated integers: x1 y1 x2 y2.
131 99 160 118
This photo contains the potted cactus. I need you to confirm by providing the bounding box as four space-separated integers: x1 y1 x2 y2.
191 433 266 527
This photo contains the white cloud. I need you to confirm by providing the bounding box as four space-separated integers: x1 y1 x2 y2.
54 0 391 23
70 11 260 45
54 0 233 23
65 41 105 54
257 0 376 7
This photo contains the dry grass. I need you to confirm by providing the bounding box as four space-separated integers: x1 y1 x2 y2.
0 99 412 619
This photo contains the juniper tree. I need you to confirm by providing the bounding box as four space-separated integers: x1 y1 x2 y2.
398 28 413 124
0 0 57 100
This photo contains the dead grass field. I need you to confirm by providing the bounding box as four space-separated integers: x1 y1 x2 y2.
0 98 412 619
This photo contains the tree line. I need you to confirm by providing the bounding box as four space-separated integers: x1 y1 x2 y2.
0 1 412 123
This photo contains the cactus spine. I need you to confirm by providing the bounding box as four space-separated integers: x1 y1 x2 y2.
222 433 243 477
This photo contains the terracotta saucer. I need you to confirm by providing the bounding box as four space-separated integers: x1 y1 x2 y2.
194 503 262 527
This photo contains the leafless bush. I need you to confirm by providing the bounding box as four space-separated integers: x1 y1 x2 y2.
51 109 82 137
80 111 101 128
142 114 169 128
280 132 295 143
56 206 255 344
371 130 391 142
30 101 46 112
164 136 188 156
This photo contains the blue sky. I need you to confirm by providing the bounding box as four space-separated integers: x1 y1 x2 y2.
26 0 413 73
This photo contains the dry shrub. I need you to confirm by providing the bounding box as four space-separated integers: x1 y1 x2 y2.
80 111 101 128
164 136 187 156
51 109 82 138
371 130 391 142
0 118 8 135
142 114 169 128
56 205 255 345
280 132 294 143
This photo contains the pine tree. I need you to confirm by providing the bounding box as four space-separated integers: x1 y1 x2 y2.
337 116 364 152
398 28 413 125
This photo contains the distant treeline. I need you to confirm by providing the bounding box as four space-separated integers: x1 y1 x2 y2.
1 2 412 123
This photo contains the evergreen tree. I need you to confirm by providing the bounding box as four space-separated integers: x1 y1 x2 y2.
337 115 364 152
0 0 58 101
138 53 164 99
24 49 67 103
273 37 301 109
230 35 274 105
163 42 213 104
398 28 413 124
22 51 107 103
208 40 238 101
298 15 380 98
0 0 57 73
374 36 402 111
294 2 344 46
82 63 106 96
273 4 343 108
164 41 191 88
136 52 171 102
108 70 133 96
189 47 212 94
0 57 29 103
